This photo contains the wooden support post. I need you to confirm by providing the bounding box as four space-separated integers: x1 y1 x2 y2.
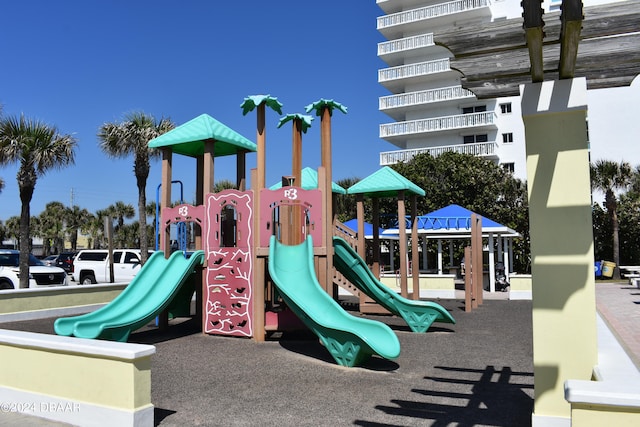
317 166 328 294
473 214 483 306
256 103 266 192
372 198 380 280
236 150 246 191
411 194 419 300
464 246 472 313
291 121 303 245
251 168 265 342
160 148 173 256
159 148 173 331
356 195 365 259
398 191 408 299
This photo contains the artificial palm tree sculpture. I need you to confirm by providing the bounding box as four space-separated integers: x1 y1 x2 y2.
241 95 283 191
305 100 347 292
277 113 313 245
277 113 313 186
98 112 174 264
590 159 633 279
0 115 76 287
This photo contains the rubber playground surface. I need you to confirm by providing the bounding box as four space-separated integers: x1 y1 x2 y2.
1 294 535 427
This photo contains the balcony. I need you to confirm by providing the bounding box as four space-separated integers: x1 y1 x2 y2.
380 111 497 140
380 141 499 165
379 86 475 120
378 33 438 66
378 59 458 92
377 0 492 39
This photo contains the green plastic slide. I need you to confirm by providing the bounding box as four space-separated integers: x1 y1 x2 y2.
333 237 455 332
268 235 400 367
54 250 204 342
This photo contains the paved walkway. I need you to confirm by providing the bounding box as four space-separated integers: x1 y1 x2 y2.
595 281 640 369
0 283 638 426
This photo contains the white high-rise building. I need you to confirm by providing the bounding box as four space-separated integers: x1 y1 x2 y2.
375 0 626 181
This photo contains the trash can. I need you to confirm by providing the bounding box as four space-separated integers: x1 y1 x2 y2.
601 261 616 278
594 261 603 278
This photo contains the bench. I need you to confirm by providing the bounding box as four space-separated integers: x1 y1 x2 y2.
619 266 640 287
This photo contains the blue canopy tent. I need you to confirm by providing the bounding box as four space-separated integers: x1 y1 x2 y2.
382 204 521 292
342 218 385 239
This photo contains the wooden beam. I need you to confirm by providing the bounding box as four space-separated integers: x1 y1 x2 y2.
435 0 640 97
458 32 640 98
435 1 640 57
519 0 544 82
559 0 584 79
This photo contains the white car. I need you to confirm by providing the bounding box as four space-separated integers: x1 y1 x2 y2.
0 250 69 290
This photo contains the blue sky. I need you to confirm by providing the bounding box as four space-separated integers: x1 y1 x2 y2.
0 1 391 220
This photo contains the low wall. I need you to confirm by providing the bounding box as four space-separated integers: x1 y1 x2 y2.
509 274 532 300
0 329 155 426
0 283 127 322
564 315 640 426
379 274 456 299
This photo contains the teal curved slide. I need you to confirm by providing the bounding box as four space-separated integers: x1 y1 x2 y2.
333 237 455 333
55 250 205 342
268 235 400 367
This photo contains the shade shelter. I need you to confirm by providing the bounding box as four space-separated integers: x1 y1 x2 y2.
382 204 521 292
347 167 425 312
268 166 346 194
342 219 384 240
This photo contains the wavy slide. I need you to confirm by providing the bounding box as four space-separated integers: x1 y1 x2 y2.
333 237 455 333
55 250 205 342
268 236 400 367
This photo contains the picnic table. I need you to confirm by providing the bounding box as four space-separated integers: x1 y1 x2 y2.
619 265 640 287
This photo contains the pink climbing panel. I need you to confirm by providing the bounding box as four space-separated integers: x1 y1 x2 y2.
203 190 253 337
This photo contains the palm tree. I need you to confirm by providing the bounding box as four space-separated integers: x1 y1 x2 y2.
106 201 135 230
38 201 66 255
3 216 20 248
590 159 633 279
102 201 135 247
82 212 104 249
65 205 92 250
0 115 76 287
98 112 174 263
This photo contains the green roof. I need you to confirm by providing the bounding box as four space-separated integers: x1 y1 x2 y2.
347 167 425 198
148 113 256 158
269 167 346 194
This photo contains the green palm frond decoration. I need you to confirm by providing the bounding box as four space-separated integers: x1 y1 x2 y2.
240 94 283 116
305 99 348 117
277 114 314 133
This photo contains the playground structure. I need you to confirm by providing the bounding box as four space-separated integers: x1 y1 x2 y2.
54 96 456 367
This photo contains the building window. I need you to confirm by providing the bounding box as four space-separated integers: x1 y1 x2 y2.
502 133 514 143
500 103 512 114
463 134 488 144
502 163 515 173
462 105 487 114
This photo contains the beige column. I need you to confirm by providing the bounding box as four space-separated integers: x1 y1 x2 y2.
522 77 597 424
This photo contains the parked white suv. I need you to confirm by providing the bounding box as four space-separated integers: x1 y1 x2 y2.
72 249 154 284
0 250 69 290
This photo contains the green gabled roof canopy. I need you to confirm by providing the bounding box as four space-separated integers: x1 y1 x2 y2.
269 167 347 194
347 166 425 198
148 113 256 158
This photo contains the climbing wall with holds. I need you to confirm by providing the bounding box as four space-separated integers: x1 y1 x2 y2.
203 190 253 337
